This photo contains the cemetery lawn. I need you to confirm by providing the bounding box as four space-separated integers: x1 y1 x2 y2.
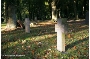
1 20 89 59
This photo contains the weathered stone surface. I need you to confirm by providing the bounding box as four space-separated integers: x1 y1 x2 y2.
24 18 30 33
55 18 66 52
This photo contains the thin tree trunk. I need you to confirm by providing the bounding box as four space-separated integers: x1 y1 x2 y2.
84 0 86 18
17 9 22 20
6 5 16 29
51 0 57 21
74 0 78 20
16 0 22 20
4 1 8 23
19 10 22 20
28 0 31 20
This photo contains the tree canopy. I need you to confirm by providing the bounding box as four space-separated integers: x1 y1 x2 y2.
1 0 89 22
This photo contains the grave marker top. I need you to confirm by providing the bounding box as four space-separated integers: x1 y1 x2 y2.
25 18 30 25
57 18 62 25
57 18 67 26
56 18 68 33
57 19 65 32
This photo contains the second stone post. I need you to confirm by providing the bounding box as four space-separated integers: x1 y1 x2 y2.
24 18 30 33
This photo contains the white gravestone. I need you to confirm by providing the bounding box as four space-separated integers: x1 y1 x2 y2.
24 18 30 33
55 18 65 52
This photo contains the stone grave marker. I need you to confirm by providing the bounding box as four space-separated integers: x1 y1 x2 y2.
24 18 30 33
55 18 66 52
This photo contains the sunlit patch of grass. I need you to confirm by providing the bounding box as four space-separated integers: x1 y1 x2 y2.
1 23 6 31
1 23 6 27
1 21 89 59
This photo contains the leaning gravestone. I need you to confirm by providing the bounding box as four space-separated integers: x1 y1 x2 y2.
24 18 30 33
55 18 67 52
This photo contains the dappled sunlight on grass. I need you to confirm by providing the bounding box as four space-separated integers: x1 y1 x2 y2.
1 23 6 26
26 34 56 41
1 21 89 59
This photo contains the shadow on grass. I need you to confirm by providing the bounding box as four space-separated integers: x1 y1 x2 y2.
1 21 89 59
1 24 56 54
1 24 55 43
66 37 89 51
1 35 57 59
67 21 89 33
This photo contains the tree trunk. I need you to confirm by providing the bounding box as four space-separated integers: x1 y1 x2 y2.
74 0 78 20
17 9 22 20
6 5 17 29
51 0 57 21
28 0 31 20
84 0 86 18
4 1 8 23
17 0 22 20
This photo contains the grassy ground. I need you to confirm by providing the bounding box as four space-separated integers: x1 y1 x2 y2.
1 20 89 59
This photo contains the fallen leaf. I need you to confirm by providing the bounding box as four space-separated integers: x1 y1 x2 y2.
67 34 71 38
73 46 76 49
31 50 35 55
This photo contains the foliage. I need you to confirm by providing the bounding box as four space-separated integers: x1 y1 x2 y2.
1 21 89 59
1 0 89 21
